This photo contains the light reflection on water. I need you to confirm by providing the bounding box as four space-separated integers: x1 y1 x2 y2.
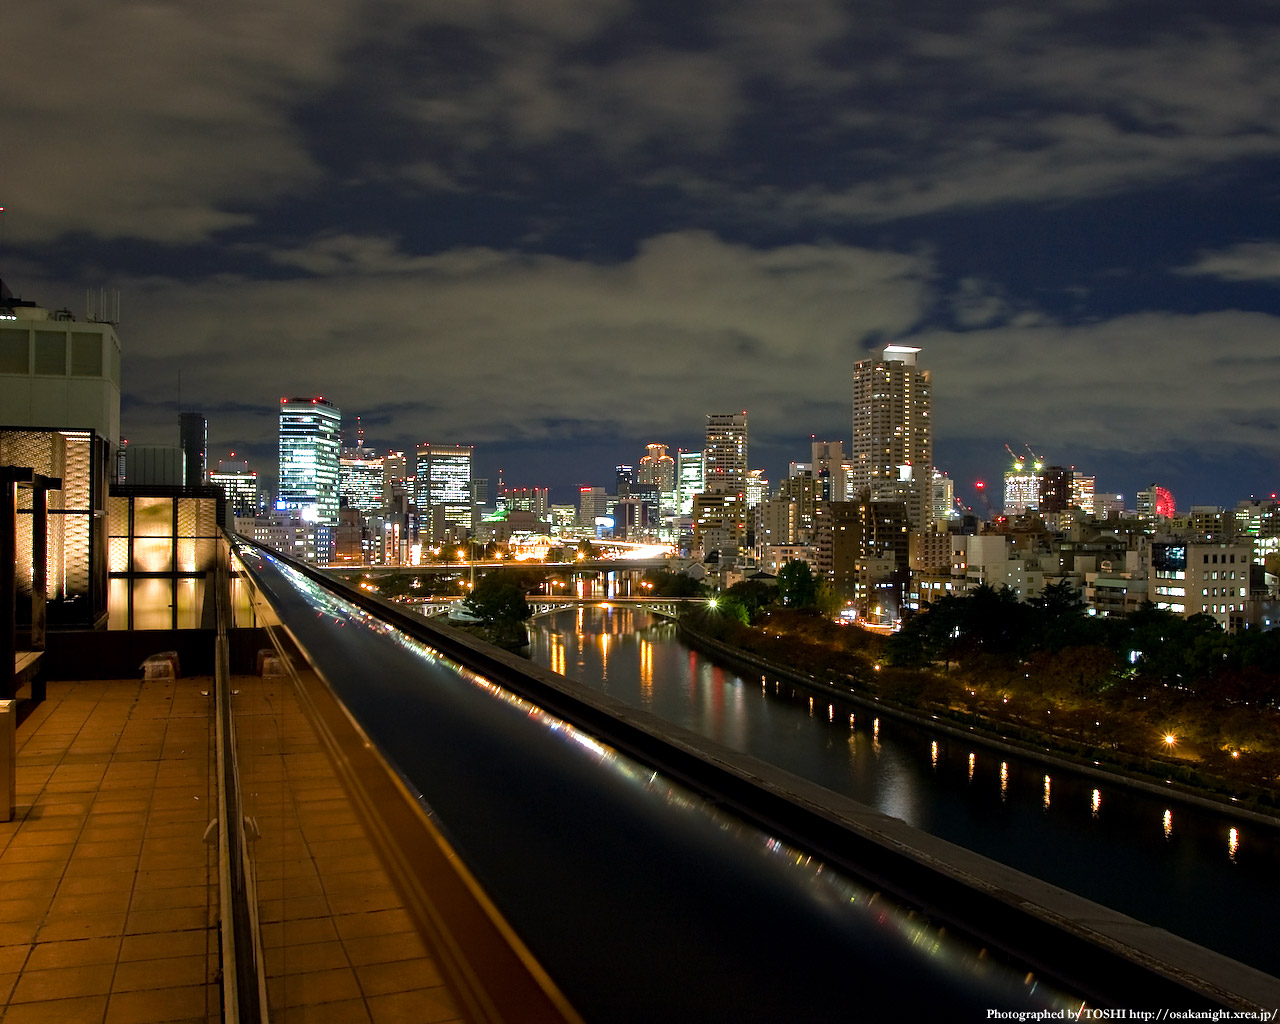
526 604 1280 976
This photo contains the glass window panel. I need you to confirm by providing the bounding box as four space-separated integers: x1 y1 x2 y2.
134 496 174 537
0 329 28 373
175 578 207 629
107 496 130 538
108 578 130 630
70 334 103 376
33 331 66 375
132 579 173 630
177 538 196 574
195 538 217 571
132 537 173 573
108 536 129 574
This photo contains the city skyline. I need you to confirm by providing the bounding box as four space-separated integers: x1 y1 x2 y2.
4 2 1280 507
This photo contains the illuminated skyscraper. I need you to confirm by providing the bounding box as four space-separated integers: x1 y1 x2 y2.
210 459 259 518
1003 454 1042 516
278 397 341 525
851 346 932 529
676 450 703 517
415 443 473 542
339 445 384 519
704 412 747 496
638 443 675 493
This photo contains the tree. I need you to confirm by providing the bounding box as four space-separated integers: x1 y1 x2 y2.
776 559 818 609
463 573 531 629
724 578 774 619
644 569 703 598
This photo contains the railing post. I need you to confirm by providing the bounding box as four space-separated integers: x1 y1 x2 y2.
0 700 15 822
0 471 17 702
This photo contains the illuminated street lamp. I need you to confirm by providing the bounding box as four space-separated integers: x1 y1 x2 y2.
1163 733 1177 748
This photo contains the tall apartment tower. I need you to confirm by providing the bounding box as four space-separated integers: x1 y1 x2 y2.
851 345 931 529
704 412 748 495
278 397 342 524
637 443 676 495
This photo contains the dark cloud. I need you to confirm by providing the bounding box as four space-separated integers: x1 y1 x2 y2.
3 0 1280 503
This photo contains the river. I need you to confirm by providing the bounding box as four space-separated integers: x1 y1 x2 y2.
525 604 1280 977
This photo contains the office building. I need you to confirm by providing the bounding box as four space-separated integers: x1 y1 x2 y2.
210 460 259 518
278 397 342 525
1004 454 1042 516
676 449 703 517
180 412 207 488
416 444 474 542
340 445 384 519
851 345 931 529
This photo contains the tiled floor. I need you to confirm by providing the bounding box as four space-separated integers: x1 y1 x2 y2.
0 677 218 1024
235 670 462 1024
0 674 462 1024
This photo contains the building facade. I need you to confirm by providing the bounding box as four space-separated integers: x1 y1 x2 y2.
415 444 474 543
851 345 931 529
703 413 748 496
278 397 342 525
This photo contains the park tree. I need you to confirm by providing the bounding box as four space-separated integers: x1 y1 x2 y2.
776 559 818 609
463 572 531 647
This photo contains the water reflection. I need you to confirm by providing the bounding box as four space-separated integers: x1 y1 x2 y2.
639 639 653 702
1229 828 1239 862
523 604 1280 976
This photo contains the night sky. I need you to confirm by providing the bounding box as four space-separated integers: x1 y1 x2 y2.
4 0 1280 509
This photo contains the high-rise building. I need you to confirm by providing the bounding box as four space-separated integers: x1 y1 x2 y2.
415 444 474 542
1038 465 1072 514
179 412 207 488
638 443 676 496
811 440 847 503
210 460 259 518
676 450 703 517
578 486 609 529
851 346 931 529
1004 453 1042 516
339 445 384 519
1071 473 1096 516
703 412 748 496
278 397 342 524
931 469 956 525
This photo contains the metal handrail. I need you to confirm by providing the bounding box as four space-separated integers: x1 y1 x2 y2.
213 547 268 1022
